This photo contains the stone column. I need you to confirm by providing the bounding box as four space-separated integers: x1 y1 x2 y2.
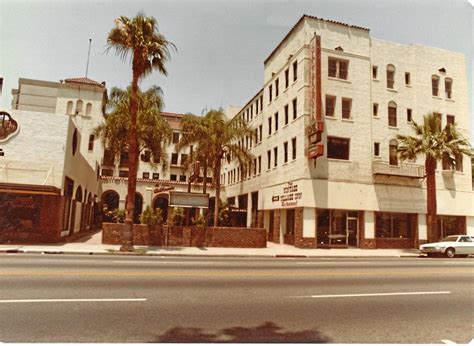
246 193 252 228
361 210 376 249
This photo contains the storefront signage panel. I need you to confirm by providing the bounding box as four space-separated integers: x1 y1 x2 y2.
272 182 302 207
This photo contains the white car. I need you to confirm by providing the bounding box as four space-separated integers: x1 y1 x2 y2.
420 235 474 258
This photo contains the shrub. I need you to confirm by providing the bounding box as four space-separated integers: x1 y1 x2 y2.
139 206 164 226
171 207 185 226
113 208 126 223
191 214 206 227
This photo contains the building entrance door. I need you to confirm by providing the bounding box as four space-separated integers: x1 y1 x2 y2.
347 213 359 247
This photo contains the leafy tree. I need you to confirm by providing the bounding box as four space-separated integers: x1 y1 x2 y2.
396 113 472 242
106 13 175 251
177 109 254 226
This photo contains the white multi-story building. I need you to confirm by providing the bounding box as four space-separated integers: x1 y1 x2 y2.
221 15 473 249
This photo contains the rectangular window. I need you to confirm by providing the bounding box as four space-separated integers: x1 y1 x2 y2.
258 155 262 174
269 85 273 103
142 172 150 179
260 95 263 111
141 150 151 162
275 78 279 97
373 103 378 117
455 153 463 172
432 77 439 96
291 137 297 160
326 95 336 117
372 66 378 79
152 173 159 180
181 154 188 166
293 61 298 81
101 168 113 176
405 72 411 86
268 117 272 135
171 153 178 165
170 174 177 181
172 132 180 144
445 79 452 99
255 100 259 114
267 150 271 170
274 112 278 132
253 158 257 176
179 175 186 182
259 124 263 142
447 115 455 125
273 147 278 167
88 134 95 151
328 58 348 80
283 105 289 125
292 98 297 120
285 68 289 88
284 141 288 163
388 106 397 127
119 170 128 178
376 212 414 239
374 142 380 157
341 98 352 119
327 137 350 160
389 143 398 165
407 108 412 122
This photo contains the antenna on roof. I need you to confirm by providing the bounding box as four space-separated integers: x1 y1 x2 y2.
85 38 92 78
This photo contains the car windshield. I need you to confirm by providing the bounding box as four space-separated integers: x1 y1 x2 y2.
441 236 459 242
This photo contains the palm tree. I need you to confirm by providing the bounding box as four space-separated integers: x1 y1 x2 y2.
106 13 175 251
396 113 472 243
177 109 254 226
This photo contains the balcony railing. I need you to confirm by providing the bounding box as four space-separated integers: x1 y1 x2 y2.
372 160 424 178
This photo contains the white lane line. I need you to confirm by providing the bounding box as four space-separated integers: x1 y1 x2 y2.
441 339 457 344
296 261 371 265
0 298 146 303
291 291 451 299
443 261 473 264
113 260 210 264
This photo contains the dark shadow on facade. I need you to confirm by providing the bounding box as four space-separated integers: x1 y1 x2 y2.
150 321 330 343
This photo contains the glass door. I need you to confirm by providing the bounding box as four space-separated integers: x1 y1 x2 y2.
347 211 359 247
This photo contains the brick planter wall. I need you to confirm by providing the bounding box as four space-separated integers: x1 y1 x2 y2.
102 223 266 248
376 237 415 249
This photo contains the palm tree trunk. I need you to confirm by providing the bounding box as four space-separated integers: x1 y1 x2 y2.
213 162 221 227
121 62 140 252
425 155 437 243
203 159 208 194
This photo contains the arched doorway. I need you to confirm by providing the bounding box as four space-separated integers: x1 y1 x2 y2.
153 194 169 222
102 190 120 212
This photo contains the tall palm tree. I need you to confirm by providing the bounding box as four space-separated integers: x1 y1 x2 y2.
396 113 472 243
177 109 254 226
106 13 175 251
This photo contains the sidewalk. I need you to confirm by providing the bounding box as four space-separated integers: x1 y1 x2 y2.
0 231 421 258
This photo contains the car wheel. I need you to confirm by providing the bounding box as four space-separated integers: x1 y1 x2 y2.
445 247 455 258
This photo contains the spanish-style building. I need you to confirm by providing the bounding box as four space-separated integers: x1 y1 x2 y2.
220 15 473 249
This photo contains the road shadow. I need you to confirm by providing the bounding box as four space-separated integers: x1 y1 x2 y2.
149 321 330 343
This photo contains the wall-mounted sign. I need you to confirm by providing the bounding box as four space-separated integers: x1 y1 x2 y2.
169 191 209 208
0 111 19 142
272 181 303 207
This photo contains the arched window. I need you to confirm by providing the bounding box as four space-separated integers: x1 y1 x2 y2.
432 75 440 96
388 101 397 127
76 100 84 115
386 65 395 89
66 101 73 115
389 139 398 166
86 103 92 116
88 134 95 151
444 78 453 99
75 186 83 202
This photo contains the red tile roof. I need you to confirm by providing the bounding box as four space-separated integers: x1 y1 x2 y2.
64 77 104 87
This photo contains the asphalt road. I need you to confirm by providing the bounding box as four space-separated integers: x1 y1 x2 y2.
1 254 473 343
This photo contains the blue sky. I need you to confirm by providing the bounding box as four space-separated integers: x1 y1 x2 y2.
1 0 472 137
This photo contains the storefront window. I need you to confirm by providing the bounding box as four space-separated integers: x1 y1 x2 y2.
317 209 360 247
437 215 465 239
317 209 330 245
376 212 413 238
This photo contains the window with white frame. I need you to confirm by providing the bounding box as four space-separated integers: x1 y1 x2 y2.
388 101 397 127
445 78 453 99
325 95 336 117
386 65 395 89
341 98 352 119
432 75 440 96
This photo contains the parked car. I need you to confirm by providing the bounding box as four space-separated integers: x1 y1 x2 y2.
419 235 474 258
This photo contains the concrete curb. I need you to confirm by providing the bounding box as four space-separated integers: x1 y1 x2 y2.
1 248 422 258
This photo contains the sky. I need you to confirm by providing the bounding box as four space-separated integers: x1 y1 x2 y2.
1 0 473 137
